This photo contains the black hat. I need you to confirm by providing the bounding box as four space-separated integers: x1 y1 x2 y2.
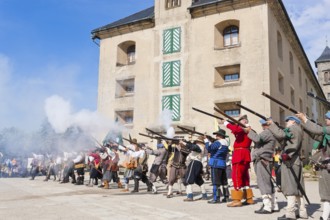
238 114 248 121
213 129 227 138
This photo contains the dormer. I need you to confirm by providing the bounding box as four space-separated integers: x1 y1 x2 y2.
155 0 192 24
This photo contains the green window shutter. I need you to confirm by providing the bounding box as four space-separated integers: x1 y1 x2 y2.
163 29 172 54
163 27 181 54
162 60 181 87
172 60 181 86
172 27 181 53
162 62 172 87
162 95 181 121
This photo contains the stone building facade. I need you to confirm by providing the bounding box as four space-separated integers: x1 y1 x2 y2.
316 46 330 102
91 0 326 159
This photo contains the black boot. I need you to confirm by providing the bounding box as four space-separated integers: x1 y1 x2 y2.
147 181 152 192
131 179 139 193
216 188 221 201
277 215 296 220
222 186 230 202
94 179 98 185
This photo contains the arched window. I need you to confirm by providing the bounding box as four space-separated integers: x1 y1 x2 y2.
223 26 239 47
214 20 239 49
277 31 283 60
116 41 136 66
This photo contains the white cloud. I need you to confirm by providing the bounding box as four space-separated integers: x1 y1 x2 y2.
284 0 330 69
0 53 95 132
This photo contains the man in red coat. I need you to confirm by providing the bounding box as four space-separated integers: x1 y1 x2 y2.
224 115 254 207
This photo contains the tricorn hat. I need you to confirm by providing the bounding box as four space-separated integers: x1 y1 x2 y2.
213 128 228 138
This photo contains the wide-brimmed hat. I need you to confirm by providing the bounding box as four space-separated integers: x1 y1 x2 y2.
285 116 301 125
213 129 227 138
238 114 248 121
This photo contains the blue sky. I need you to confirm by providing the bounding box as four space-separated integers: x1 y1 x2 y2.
0 0 329 131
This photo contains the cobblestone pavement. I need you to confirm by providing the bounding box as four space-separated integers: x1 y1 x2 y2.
0 177 323 220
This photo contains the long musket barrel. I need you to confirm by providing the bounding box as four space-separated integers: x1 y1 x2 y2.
145 128 182 143
262 92 298 114
262 92 321 125
307 92 330 107
177 126 215 142
192 107 225 120
139 133 162 140
213 107 247 128
235 103 284 129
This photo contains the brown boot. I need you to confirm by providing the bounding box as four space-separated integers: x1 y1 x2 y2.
117 181 123 188
242 188 255 205
103 181 109 189
227 190 243 207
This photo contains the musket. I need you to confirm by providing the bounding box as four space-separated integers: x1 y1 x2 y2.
192 107 225 120
235 103 284 129
262 92 321 125
139 132 162 140
177 126 215 142
213 107 247 128
307 92 330 107
110 138 135 152
287 163 311 205
145 128 185 144
262 92 298 114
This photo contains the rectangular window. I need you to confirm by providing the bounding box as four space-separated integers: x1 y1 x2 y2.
278 73 284 94
224 109 240 117
214 64 240 87
115 78 135 98
290 87 295 106
162 95 181 121
166 0 181 9
299 98 303 112
306 107 310 117
327 93 330 100
115 110 134 125
215 101 240 118
298 67 302 87
224 73 239 81
162 60 181 87
305 79 308 92
163 27 181 54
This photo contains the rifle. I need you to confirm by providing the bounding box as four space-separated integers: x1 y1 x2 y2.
192 107 225 120
307 92 330 107
262 92 321 125
213 107 247 128
123 136 155 151
262 92 298 114
177 126 215 142
110 138 134 152
145 128 183 144
235 103 284 129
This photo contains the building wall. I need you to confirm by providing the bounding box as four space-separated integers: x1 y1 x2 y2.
267 5 325 159
96 0 326 158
